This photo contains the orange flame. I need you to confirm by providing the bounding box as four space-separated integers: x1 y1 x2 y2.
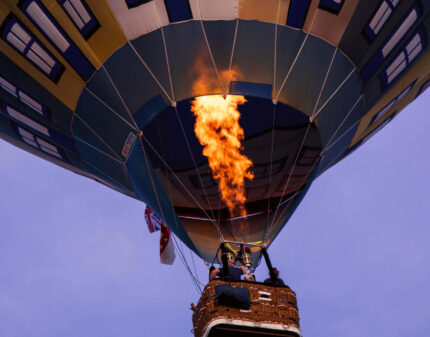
191 56 240 97
191 95 254 218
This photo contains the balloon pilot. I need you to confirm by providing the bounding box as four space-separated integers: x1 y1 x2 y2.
209 251 247 281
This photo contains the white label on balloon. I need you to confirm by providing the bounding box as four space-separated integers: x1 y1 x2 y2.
122 132 136 158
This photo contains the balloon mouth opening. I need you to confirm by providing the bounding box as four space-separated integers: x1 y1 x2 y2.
140 94 321 221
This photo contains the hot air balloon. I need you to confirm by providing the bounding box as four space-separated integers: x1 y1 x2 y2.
0 0 429 335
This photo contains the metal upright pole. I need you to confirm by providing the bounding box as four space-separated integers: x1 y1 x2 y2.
220 243 229 280
261 247 277 283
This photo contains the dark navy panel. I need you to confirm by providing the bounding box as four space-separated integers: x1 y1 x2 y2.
319 0 345 14
316 50 355 112
75 89 135 156
243 98 309 130
0 113 15 138
164 21 221 100
131 29 172 99
64 150 87 171
142 102 204 171
316 122 358 176
238 97 310 136
126 140 199 254
125 0 152 9
86 164 130 193
202 21 238 75
360 50 383 83
86 68 135 125
49 128 75 150
232 21 275 92
314 72 362 148
258 98 309 135
72 117 115 156
275 26 307 96
75 138 132 189
164 0 192 23
62 44 95 81
104 42 171 114
133 95 167 129
287 0 311 29
229 81 272 99
278 35 335 116
330 97 364 146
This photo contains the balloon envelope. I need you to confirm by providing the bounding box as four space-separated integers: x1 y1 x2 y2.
0 0 429 261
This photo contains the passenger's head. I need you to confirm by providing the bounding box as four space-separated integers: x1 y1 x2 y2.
227 252 236 266
272 268 279 278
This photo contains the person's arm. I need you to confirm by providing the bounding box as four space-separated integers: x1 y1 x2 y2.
210 268 220 280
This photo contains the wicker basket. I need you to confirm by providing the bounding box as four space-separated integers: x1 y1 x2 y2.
192 280 301 337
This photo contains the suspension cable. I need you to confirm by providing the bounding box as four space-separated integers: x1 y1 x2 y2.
172 234 203 294
224 19 239 96
139 133 204 293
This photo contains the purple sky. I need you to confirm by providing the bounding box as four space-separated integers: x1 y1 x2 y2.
1 91 429 337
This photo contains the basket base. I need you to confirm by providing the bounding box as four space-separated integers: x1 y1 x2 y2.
192 280 301 337
204 319 301 337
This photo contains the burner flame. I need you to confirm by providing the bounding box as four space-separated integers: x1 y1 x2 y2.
191 95 254 218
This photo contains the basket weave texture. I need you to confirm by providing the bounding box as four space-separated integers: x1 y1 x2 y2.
192 280 300 337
